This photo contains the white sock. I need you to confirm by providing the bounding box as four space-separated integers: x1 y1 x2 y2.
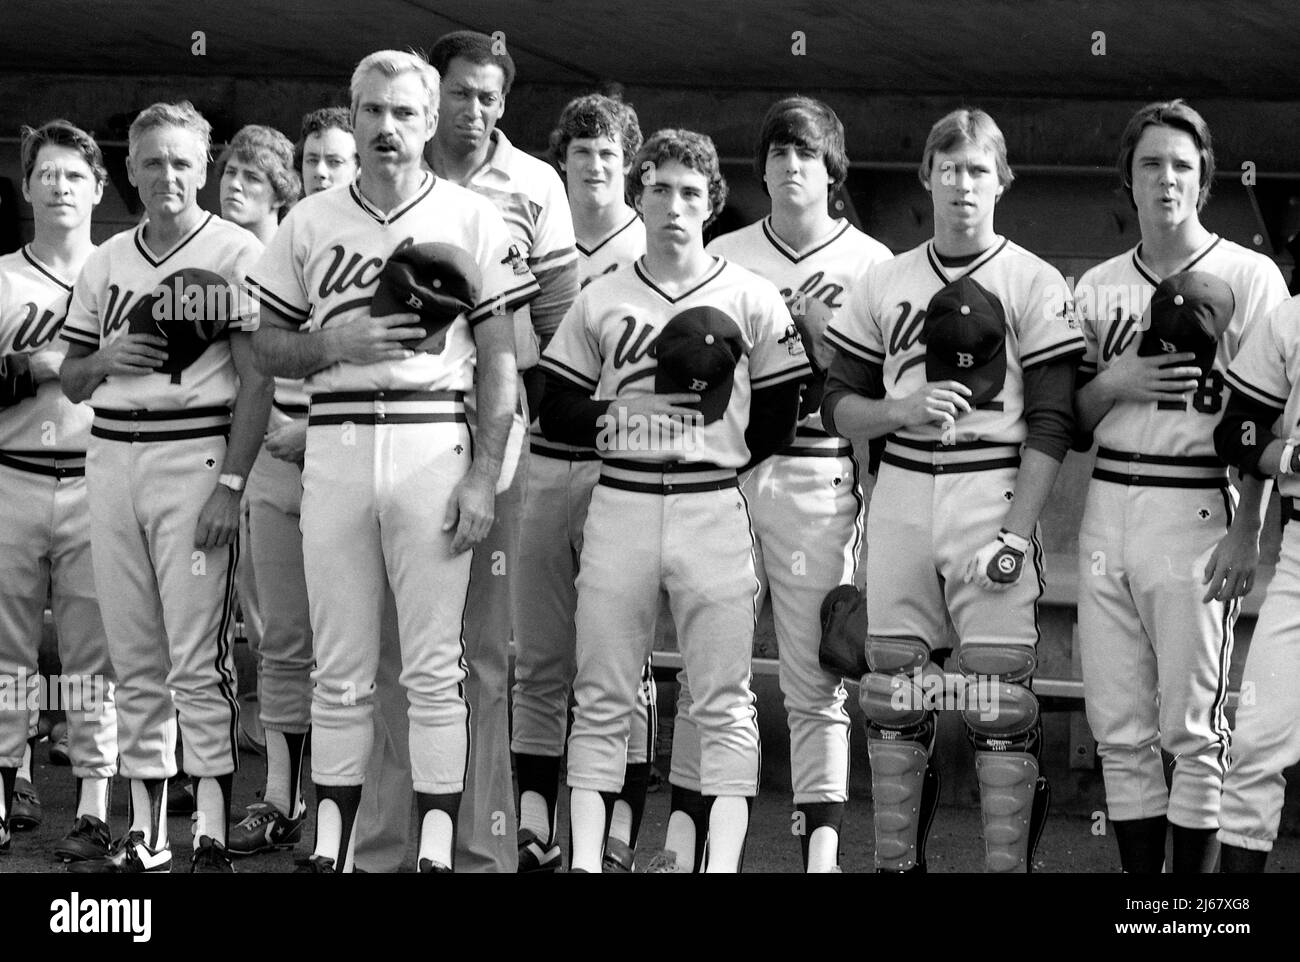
264 730 293 816
703 796 749 873
417 810 454 869
18 742 33 783
314 799 341 863
77 777 110 821
341 823 357 873
807 826 840 873
663 810 697 872
129 779 167 849
519 789 552 843
608 800 633 846
195 777 226 845
569 789 607 872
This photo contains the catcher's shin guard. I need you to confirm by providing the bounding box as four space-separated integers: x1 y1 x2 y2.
958 644 1049 873
860 636 940 873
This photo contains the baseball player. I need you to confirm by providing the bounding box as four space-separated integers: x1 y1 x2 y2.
0 120 117 861
541 128 811 873
355 29 579 874
1073 100 1288 873
510 92 656 873
215 123 326 858
217 123 301 738
658 97 892 874
823 108 1084 873
249 49 535 874
1213 293 1300 871
59 101 273 873
295 107 360 197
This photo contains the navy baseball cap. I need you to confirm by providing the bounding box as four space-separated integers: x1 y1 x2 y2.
372 242 482 352
126 267 232 384
654 305 744 425
922 276 1008 407
1138 270 1236 371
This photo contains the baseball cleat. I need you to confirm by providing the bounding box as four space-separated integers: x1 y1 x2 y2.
294 854 337 873
10 778 42 830
48 722 70 766
53 814 113 862
517 828 562 873
417 857 452 873
602 838 635 873
67 830 172 874
227 801 305 856
642 850 687 874
190 836 234 873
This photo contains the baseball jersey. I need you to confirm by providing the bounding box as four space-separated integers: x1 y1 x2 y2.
826 237 1084 445
541 256 811 468
61 214 261 410
1077 236 1289 458
579 214 645 288
0 246 90 453
468 129 579 364
248 173 538 396
707 217 892 449
1225 295 1300 499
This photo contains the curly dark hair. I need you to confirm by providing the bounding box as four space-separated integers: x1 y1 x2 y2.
630 128 728 227
548 93 643 169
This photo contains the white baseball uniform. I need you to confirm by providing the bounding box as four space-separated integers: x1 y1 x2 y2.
511 214 655 767
0 246 116 780
1075 236 1289 830
668 218 890 805
60 213 261 780
359 129 577 873
247 174 535 799
825 237 1083 651
1217 293 1300 851
245 376 312 737
542 256 810 797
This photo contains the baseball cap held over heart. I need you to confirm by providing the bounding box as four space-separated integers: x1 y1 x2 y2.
654 305 745 425
372 242 482 352
1138 270 1236 372
922 275 1008 407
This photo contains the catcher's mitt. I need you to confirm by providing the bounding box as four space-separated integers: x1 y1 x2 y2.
818 583 869 679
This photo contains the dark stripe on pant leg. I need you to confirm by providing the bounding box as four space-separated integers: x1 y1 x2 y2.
210 538 241 772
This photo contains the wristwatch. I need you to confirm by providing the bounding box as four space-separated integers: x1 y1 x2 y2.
218 473 245 493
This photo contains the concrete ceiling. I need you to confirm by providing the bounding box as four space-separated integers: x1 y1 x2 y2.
5 0 1298 98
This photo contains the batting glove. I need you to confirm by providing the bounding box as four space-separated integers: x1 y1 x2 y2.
964 528 1030 591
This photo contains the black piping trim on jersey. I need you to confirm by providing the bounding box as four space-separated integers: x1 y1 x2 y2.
273 400 309 417
532 245 579 270
925 237 1008 284
470 279 543 323
1090 469 1227 489
21 246 72 291
632 256 726 304
823 327 884 364
347 173 435 225
246 279 311 324
214 538 241 774
751 364 813 390
1224 370 1287 410
133 213 213 268
881 451 1021 474
60 328 99 349
760 217 850 264
577 215 640 258
1210 486 1236 773
1021 341 1086 369
1130 235 1222 288
539 358 598 392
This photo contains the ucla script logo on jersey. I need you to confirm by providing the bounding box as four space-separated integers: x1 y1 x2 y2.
5 300 63 352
